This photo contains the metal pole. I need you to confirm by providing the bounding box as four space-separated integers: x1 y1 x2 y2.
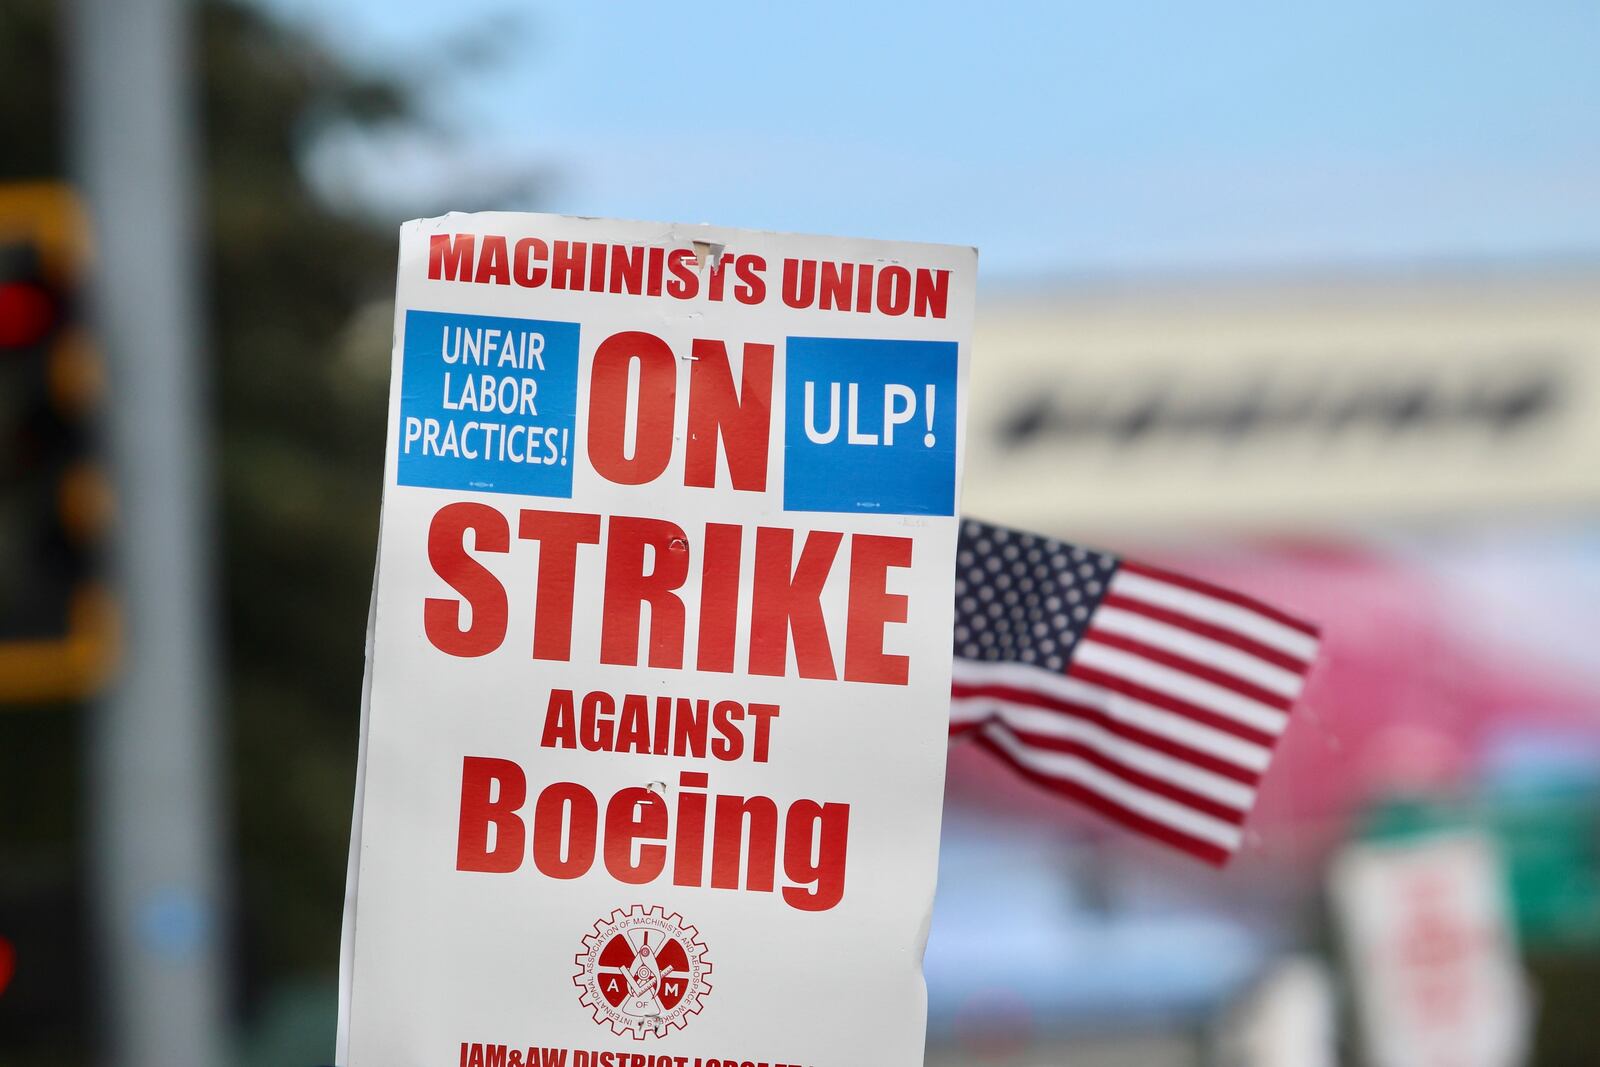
68 1 227 1065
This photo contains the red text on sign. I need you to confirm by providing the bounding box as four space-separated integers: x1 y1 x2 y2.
456 761 850 912
423 504 914 686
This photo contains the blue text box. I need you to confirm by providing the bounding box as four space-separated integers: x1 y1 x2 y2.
783 336 958 515
396 309 580 497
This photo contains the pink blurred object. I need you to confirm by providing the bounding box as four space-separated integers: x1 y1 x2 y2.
947 541 1599 860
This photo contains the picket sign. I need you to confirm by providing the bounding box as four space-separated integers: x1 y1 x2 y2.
1331 832 1532 1067
338 213 977 1067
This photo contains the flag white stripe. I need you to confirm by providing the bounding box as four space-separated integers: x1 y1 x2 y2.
1091 605 1307 698
981 722 1245 851
1111 571 1319 662
952 659 1273 771
950 700 990 727
951 697 1256 809
1074 640 1290 735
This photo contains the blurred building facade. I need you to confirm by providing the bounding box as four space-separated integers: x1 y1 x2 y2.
934 268 1600 1064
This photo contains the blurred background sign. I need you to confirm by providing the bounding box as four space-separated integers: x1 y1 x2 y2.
966 273 1600 538
1214 956 1338 1067
0 182 115 705
1332 831 1532 1067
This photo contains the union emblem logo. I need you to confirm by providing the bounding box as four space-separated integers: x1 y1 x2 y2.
573 905 712 1039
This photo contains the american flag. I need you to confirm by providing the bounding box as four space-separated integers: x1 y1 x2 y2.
949 518 1321 865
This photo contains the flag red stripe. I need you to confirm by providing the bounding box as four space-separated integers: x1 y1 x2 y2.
971 733 1232 866
1066 664 1281 748
999 724 1251 824
1099 592 1311 673
1083 629 1297 712
1118 561 1320 638
950 681 1261 785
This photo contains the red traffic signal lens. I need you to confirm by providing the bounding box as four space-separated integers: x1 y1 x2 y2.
0 279 57 349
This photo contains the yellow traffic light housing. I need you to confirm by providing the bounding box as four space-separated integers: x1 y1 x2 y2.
0 183 117 703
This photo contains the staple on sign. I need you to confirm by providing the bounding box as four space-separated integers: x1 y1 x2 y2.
692 240 726 272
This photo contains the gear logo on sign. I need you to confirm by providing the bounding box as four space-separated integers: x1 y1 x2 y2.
574 905 712 1039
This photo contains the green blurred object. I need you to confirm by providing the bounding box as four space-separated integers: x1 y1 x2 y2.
1485 782 1600 953
1353 793 1470 846
1349 783 1600 1066
1355 782 1600 952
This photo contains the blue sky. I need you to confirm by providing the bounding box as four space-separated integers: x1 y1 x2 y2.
260 0 1600 281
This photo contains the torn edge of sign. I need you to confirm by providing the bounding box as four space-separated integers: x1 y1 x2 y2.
691 239 726 272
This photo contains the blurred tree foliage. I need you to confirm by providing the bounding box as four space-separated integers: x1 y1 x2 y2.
199 0 400 991
1 0 406 1049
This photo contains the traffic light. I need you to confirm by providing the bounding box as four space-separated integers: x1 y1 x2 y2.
0 183 115 704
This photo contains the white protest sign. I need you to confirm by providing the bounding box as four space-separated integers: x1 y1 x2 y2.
1331 832 1532 1067
338 213 976 1067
